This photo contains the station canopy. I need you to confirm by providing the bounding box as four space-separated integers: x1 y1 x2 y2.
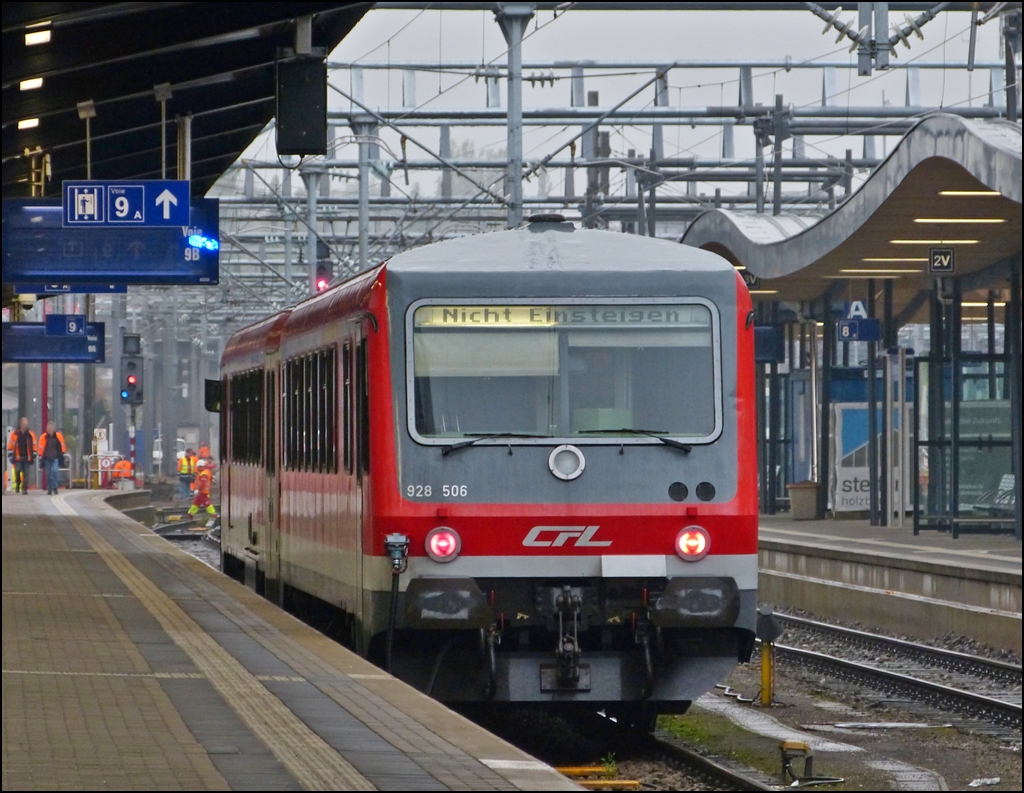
2 2 369 198
681 114 1022 322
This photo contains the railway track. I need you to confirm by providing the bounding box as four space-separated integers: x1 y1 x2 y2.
567 710 777 791
771 613 1022 731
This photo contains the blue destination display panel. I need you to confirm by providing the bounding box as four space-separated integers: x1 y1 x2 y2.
1 197 218 286
2 322 105 364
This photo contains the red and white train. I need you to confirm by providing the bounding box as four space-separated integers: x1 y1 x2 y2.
220 216 757 726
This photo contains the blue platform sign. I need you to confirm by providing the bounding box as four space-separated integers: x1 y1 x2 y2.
45 314 87 336
11 283 127 294
2 198 218 286
62 180 190 227
2 322 105 364
837 318 882 342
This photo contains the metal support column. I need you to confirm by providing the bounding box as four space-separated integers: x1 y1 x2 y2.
880 279 894 520
1007 260 1022 540
818 312 834 518
950 278 963 524
987 290 997 398
350 117 375 273
302 168 321 290
768 302 782 513
867 279 879 525
495 3 535 229
176 114 191 182
927 284 945 519
772 94 784 216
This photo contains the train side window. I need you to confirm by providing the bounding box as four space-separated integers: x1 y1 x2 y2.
303 354 313 472
265 369 275 474
220 376 228 464
343 342 353 474
326 347 337 473
315 351 325 473
356 338 370 475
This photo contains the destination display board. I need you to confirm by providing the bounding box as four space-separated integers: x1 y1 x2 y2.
1 321 105 364
1 197 218 286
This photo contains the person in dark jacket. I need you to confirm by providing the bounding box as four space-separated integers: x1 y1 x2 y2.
38 420 67 496
7 417 36 494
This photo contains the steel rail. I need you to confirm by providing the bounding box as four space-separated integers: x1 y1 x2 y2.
774 643 1023 728
649 731 776 791
773 613 1023 682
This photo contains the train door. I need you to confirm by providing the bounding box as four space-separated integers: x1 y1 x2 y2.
353 329 372 652
264 354 283 605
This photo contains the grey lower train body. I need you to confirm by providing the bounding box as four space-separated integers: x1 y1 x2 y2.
380 575 756 707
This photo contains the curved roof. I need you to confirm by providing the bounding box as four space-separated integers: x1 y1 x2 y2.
681 114 1022 304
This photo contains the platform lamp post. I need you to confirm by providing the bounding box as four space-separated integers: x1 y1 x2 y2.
77 100 97 465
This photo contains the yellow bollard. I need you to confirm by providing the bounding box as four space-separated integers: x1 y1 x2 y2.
760 640 775 706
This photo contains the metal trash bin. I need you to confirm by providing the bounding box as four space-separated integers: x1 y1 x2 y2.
787 481 819 520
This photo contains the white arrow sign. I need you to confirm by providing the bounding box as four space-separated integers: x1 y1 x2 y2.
154 188 178 219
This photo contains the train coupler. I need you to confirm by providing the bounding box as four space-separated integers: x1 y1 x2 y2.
541 585 591 691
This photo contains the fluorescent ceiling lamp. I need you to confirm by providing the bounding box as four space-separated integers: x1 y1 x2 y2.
962 301 1006 307
825 275 903 279
841 269 921 274
862 257 927 262
18 118 39 130
20 78 43 91
913 218 1005 224
938 190 1000 196
734 265 747 270
748 289 778 294
24 30 51 45
890 239 978 245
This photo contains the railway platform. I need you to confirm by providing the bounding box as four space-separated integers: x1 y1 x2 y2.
758 515 1022 654
1 490 575 791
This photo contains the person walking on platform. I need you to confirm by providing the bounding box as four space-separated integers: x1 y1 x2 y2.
177 447 197 499
7 417 37 494
38 420 67 496
187 458 217 527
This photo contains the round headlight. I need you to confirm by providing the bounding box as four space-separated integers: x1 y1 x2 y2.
425 526 462 562
675 525 711 561
548 444 585 481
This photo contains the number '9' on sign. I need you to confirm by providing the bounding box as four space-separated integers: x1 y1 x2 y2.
107 185 145 223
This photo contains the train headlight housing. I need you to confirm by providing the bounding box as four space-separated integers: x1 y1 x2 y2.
675 525 710 561
425 526 462 562
548 444 585 480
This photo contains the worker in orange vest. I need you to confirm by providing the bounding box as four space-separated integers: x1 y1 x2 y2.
37 420 67 495
187 458 217 527
7 417 37 494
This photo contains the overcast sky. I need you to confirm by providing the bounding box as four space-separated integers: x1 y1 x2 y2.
229 7 1008 203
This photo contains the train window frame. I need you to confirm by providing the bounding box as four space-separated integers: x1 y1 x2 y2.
280 347 339 474
342 342 353 473
404 297 724 447
228 367 265 466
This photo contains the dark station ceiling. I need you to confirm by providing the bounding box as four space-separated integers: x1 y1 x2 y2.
2 2 371 199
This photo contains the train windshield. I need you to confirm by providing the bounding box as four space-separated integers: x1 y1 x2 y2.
410 302 720 443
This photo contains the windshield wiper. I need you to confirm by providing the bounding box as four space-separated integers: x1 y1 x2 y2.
441 432 552 456
575 428 692 453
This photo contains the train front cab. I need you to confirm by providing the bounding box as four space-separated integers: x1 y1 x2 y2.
374 228 758 722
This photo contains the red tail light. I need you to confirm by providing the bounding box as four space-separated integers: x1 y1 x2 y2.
675 526 710 561
425 527 461 562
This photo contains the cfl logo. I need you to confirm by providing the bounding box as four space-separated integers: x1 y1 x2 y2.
522 526 611 548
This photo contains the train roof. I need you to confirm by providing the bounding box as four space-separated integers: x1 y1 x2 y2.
221 309 290 369
384 224 734 276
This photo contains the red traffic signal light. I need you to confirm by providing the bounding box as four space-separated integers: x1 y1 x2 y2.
315 261 332 292
127 375 137 385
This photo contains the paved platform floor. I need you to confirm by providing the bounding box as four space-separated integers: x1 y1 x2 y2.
759 514 1022 577
1 491 575 791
